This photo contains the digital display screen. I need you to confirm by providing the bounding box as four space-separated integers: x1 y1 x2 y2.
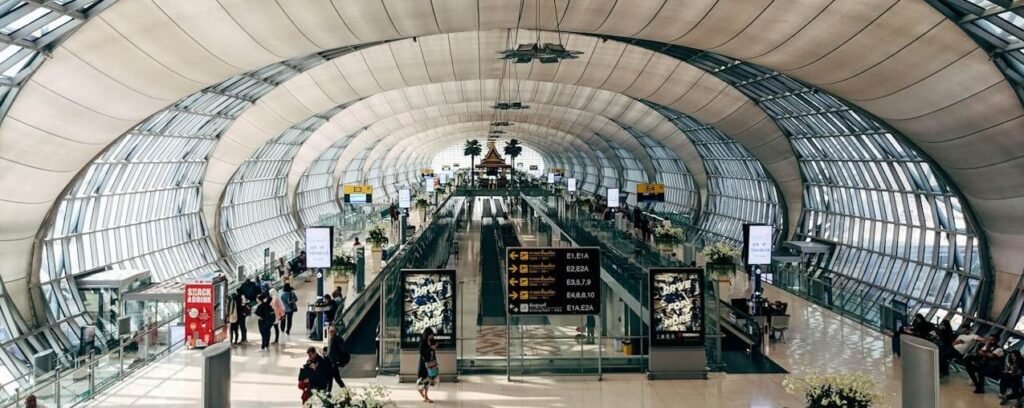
347 193 367 204
745 224 773 265
400 270 456 349
567 178 577 192
607 188 620 208
650 268 705 347
304 227 332 268
424 176 435 193
398 189 411 209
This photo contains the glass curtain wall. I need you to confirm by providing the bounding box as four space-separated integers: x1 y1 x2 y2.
0 0 118 121
38 58 323 356
640 43 987 327
221 108 342 272
641 102 783 246
928 0 1024 104
620 124 703 217
296 130 363 226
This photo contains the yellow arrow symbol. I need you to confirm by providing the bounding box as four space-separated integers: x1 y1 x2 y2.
510 252 519 260
509 278 517 286
509 292 518 300
508 264 518 273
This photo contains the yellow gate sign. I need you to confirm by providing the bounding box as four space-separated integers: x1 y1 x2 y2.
637 183 665 202
343 184 373 204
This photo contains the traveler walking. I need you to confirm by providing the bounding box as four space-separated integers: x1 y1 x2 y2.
280 283 298 335
325 327 350 391
255 294 274 351
417 327 439 403
270 288 285 344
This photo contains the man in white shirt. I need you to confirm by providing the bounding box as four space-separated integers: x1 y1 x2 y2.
954 329 983 356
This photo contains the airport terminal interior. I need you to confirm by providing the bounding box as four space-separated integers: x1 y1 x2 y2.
0 1 1022 407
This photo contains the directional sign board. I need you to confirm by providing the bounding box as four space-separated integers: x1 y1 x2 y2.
342 184 373 204
506 247 601 315
637 183 666 202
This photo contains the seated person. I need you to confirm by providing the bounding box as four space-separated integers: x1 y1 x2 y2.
935 320 957 377
1001 350 1024 404
909 313 937 339
964 336 1005 393
952 327 983 359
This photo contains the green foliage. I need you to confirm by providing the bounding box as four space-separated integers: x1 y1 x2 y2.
366 225 389 247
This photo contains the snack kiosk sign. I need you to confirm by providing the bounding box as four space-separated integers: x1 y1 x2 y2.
185 282 215 349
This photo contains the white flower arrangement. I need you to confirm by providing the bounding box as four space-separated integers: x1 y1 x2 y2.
304 384 395 408
783 371 885 408
701 242 740 266
653 225 684 243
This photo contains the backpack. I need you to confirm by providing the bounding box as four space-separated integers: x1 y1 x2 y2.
336 349 351 367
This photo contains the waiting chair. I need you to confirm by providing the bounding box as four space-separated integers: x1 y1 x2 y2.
770 315 791 342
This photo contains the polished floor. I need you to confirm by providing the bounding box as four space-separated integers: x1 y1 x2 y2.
87 206 1000 407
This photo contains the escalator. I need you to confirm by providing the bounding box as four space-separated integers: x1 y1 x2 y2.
337 196 464 375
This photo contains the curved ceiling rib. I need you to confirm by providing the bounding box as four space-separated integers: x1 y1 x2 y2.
283 78 712 204
204 30 784 236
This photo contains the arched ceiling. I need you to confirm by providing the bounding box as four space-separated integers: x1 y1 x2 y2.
0 0 1020 324
202 30 781 225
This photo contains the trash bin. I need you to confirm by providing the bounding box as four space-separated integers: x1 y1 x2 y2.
621 339 633 356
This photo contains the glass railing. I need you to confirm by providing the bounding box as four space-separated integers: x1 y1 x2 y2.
0 210 388 408
0 301 189 408
773 265 907 333
341 196 464 359
520 195 727 372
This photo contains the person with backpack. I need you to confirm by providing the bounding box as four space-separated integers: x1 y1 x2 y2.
280 284 298 335
325 326 349 391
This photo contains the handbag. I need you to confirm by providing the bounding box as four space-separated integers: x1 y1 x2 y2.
426 360 439 378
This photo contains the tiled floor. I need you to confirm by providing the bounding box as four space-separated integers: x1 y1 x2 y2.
86 206 1002 407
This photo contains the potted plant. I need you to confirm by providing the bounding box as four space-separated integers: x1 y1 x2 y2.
414 196 430 220
653 225 685 247
702 242 741 282
304 383 395 408
331 253 355 288
366 225 389 249
783 371 884 408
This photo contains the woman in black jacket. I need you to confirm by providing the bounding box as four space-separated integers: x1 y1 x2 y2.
417 327 438 403
936 320 957 376
254 294 274 351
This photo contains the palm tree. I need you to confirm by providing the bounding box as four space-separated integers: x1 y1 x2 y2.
463 139 482 187
503 139 523 186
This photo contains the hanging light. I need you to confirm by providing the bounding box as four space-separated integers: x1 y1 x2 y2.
491 102 529 110
498 42 582 64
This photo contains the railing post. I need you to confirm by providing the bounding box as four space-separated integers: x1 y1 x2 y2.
53 366 61 406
